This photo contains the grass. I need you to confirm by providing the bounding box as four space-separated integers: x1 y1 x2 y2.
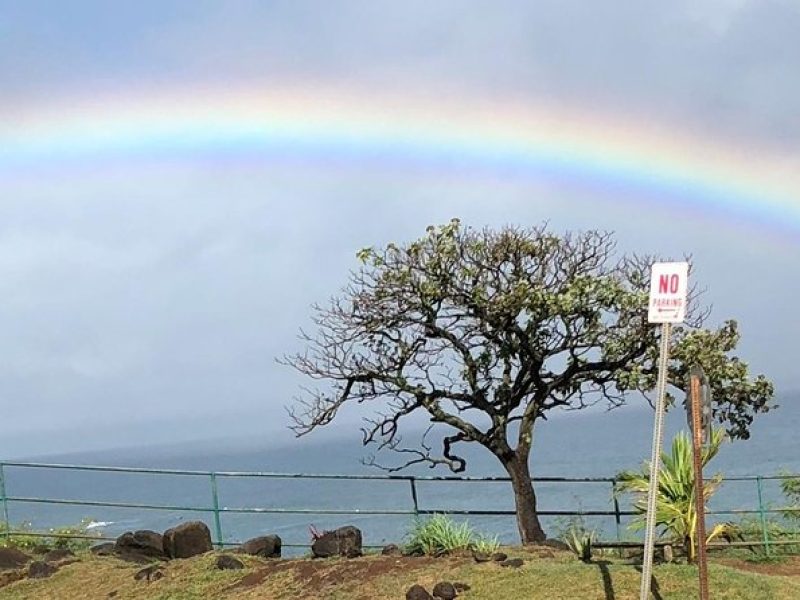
0 547 799 599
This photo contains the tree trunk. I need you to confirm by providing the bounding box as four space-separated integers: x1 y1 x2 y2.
504 453 547 544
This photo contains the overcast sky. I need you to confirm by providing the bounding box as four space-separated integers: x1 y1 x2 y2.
1 1 798 457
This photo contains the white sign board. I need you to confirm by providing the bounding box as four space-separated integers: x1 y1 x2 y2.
647 262 689 324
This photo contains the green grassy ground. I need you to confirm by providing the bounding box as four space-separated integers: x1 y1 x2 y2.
1 548 799 599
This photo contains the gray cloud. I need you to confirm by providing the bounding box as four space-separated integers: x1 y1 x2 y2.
0 1 797 455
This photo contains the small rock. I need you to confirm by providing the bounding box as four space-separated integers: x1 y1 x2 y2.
0 547 31 570
215 555 244 570
28 561 57 579
90 543 116 556
472 550 491 563
241 535 281 558
381 544 401 556
406 584 433 600
107 592 118 598
432 581 457 599
500 558 525 568
133 565 164 582
162 521 212 559
453 582 471 592
43 548 74 563
491 552 508 562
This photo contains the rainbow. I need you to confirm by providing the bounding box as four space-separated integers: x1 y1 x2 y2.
2 85 799 235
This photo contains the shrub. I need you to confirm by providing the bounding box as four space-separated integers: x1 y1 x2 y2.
403 514 498 556
0 518 101 552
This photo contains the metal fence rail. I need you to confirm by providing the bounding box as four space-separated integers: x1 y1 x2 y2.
0 461 797 552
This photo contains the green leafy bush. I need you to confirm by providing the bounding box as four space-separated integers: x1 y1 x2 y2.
0 518 102 552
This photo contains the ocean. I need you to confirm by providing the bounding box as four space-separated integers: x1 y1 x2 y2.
3 393 798 555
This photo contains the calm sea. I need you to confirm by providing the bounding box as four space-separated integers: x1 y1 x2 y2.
3 393 798 555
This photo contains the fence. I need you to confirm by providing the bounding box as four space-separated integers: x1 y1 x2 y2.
0 461 797 554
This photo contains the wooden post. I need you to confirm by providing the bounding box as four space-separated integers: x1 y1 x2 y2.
690 366 710 600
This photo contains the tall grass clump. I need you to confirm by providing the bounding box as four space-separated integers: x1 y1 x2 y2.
404 514 499 556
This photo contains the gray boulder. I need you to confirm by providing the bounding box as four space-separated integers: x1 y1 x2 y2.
116 530 165 559
311 525 362 558
163 521 213 559
432 581 457 599
406 584 433 600
241 535 281 558
0 547 31 570
28 561 57 579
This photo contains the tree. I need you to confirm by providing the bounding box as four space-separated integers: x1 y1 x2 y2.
284 220 773 544
616 428 732 562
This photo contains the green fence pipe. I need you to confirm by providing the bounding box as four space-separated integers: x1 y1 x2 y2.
210 473 224 550
756 476 771 557
0 464 9 542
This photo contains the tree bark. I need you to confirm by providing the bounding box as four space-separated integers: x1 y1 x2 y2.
504 453 547 544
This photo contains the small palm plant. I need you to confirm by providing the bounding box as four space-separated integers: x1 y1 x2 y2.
616 428 733 563
564 524 596 563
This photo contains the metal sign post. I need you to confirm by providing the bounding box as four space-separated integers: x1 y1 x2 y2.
690 366 710 600
640 262 689 600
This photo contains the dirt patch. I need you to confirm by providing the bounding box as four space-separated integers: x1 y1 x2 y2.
717 556 800 577
228 555 446 594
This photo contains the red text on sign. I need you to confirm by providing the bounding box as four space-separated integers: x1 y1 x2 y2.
658 274 680 294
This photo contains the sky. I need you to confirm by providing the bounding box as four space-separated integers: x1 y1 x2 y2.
1 1 799 457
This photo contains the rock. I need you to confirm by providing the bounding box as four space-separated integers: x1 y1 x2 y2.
432 581 457 599
215 555 244 570
381 544 401 556
133 565 164 582
162 521 212 559
311 525 362 558
116 530 165 558
90 543 116 556
500 558 525 568
28 561 57 579
453 582 471 592
43 548 74 563
241 535 281 558
0 547 31 570
471 550 491 563
491 552 508 562
406 584 433 600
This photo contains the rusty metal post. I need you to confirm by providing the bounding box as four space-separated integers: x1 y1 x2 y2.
690 367 710 600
